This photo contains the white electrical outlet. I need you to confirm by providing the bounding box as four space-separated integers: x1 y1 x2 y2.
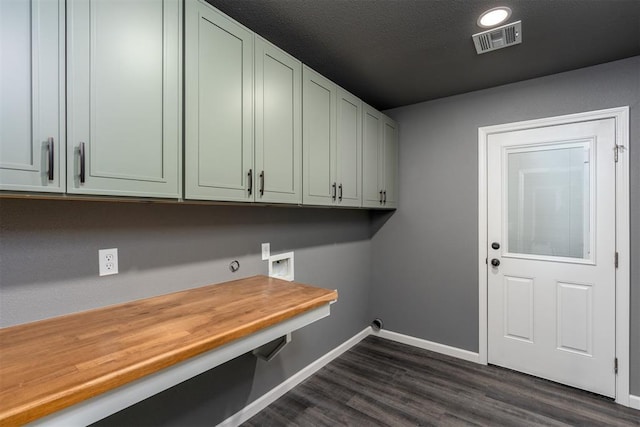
261 243 270 261
99 248 119 276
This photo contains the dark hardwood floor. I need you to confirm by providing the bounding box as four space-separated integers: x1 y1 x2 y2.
242 335 639 426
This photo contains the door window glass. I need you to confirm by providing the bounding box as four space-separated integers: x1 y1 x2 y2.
506 142 591 260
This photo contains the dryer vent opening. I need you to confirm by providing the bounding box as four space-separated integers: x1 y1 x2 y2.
371 318 384 331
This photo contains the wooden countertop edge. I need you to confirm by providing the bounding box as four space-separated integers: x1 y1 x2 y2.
0 282 337 426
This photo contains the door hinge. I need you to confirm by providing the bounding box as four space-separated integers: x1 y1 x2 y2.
614 358 618 374
485 258 488 265
615 252 619 268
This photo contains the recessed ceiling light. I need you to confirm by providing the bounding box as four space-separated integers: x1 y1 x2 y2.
477 7 512 28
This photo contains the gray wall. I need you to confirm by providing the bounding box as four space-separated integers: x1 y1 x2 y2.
0 199 372 425
372 56 640 394
2 57 638 426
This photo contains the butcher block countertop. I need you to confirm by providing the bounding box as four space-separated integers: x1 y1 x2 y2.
0 275 338 426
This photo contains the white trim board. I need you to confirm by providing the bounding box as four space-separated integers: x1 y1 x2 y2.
217 327 372 427
477 106 631 407
630 395 640 411
373 329 481 364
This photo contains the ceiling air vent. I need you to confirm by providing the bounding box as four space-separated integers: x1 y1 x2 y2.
472 21 522 54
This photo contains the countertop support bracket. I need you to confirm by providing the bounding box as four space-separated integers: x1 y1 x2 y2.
253 333 292 361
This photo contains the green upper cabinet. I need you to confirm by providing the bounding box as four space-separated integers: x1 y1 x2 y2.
362 104 398 209
336 89 362 207
381 114 399 208
2 0 395 208
303 66 336 206
185 0 253 202
303 66 362 207
254 36 302 204
66 0 182 198
0 0 65 193
362 104 382 207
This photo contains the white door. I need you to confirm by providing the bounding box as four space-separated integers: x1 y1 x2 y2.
487 118 617 397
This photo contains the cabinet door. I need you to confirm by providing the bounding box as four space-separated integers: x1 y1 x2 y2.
185 0 253 202
382 115 399 209
67 0 182 198
302 66 336 206
336 88 362 207
255 37 301 204
362 104 383 208
0 0 64 192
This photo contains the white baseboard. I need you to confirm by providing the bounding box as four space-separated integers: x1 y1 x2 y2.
630 394 640 410
217 327 372 427
374 329 481 364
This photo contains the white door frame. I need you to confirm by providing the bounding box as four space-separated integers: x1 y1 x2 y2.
477 106 631 406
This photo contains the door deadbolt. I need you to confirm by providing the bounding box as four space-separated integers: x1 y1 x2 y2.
491 242 500 250
491 258 500 267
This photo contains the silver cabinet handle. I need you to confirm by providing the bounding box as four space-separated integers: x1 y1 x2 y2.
259 171 264 196
248 169 253 195
338 183 343 201
379 190 383 204
332 183 337 200
47 137 54 181
79 142 86 184
383 190 387 204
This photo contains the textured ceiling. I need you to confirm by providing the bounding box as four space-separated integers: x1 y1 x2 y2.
205 0 640 110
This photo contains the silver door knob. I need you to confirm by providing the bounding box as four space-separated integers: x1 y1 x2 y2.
491 258 500 267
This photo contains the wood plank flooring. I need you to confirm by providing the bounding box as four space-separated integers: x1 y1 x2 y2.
243 336 639 426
